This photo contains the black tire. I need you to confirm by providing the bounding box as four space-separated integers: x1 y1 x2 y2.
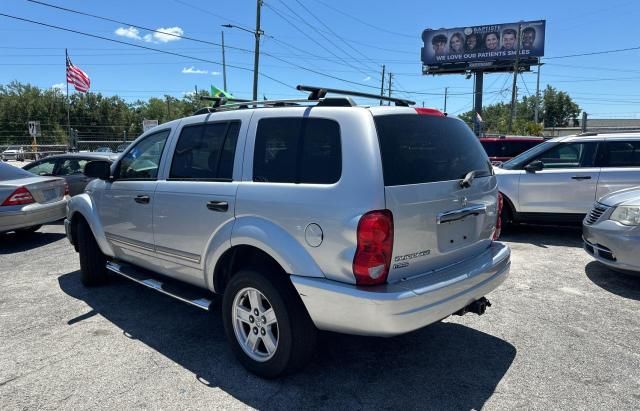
222 269 317 378
14 225 42 236
77 221 109 286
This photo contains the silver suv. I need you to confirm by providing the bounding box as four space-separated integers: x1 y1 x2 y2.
65 87 510 378
496 133 640 225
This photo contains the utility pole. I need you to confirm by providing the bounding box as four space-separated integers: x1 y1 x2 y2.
379 65 386 106
444 87 448 113
508 22 523 134
252 0 263 101
166 97 171 120
534 59 543 123
387 72 393 106
473 71 484 136
221 31 228 91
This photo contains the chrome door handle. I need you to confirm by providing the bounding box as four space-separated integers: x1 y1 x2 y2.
571 176 591 180
134 195 150 204
207 200 228 212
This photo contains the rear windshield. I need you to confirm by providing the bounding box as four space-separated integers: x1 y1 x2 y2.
0 162 35 181
374 114 491 186
481 140 543 158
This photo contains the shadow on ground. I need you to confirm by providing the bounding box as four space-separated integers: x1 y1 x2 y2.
0 231 66 254
500 224 583 248
58 271 516 410
585 261 640 301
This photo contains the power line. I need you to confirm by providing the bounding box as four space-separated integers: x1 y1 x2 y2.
545 45 640 60
264 2 375 78
311 0 414 38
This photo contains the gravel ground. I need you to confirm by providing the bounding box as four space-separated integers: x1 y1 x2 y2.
0 222 639 410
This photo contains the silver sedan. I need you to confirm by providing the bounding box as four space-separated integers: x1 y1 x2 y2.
583 186 640 275
0 162 69 235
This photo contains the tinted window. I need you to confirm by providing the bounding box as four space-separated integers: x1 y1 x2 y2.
118 130 170 180
24 159 57 176
170 121 239 180
533 142 597 169
253 118 341 184
374 115 491 186
58 158 89 176
605 141 640 167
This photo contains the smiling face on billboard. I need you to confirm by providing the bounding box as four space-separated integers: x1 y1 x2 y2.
485 32 499 50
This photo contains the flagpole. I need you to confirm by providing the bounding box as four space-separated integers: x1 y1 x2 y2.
65 48 71 150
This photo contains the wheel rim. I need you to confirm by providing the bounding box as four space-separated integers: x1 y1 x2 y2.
232 287 279 362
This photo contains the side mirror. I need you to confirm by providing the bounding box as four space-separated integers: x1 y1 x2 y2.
84 160 111 180
524 160 544 173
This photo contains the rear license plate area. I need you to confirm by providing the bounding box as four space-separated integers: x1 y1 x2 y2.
437 216 478 252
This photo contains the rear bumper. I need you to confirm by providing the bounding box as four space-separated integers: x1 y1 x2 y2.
583 220 640 274
291 241 510 337
0 199 67 233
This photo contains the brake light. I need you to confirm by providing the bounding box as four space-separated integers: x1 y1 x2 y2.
64 182 69 196
1 186 35 206
353 210 394 285
415 107 445 116
492 193 503 240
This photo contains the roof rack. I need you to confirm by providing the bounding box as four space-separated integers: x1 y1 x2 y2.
192 84 416 115
296 85 415 106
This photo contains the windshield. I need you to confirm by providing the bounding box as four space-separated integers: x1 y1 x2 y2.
374 114 491 186
501 141 558 169
0 162 35 181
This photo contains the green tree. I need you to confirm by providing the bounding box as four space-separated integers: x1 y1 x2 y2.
542 85 580 127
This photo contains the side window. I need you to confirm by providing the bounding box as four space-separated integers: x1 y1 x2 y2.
24 159 57 176
169 121 240 181
605 141 640 167
118 130 170 180
253 118 341 184
58 159 88 176
534 142 597 169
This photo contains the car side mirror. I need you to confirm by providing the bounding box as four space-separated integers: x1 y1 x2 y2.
84 160 111 180
524 160 544 173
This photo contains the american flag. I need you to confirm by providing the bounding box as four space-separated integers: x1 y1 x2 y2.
66 55 90 93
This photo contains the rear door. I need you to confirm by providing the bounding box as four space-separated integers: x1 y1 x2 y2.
374 113 498 282
596 139 640 200
518 141 600 213
153 119 242 284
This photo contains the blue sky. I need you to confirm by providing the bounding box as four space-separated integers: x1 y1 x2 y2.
2 0 640 118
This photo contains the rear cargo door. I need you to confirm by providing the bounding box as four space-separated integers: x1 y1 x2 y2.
374 113 498 283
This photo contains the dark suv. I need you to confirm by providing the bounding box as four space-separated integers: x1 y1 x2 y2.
480 135 545 165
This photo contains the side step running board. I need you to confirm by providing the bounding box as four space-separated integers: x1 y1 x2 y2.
106 261 213 311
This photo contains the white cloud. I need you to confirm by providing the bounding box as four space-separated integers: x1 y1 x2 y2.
114 26 184 44
115 26 143 41
182 66 208 75
363 76 372 82
210 71 221 76
51 83 67 95
152 27 184 43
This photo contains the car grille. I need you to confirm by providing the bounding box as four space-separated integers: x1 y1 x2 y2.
585 203 609 225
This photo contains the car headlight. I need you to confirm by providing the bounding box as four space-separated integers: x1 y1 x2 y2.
609 206 640 226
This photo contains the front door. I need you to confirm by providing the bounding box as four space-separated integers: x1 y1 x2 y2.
518 141 601 214
97 129 171 265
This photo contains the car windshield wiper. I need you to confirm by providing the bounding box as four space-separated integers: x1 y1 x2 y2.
459 170 488 188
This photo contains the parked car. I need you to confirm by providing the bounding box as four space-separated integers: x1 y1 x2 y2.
116 143 130 153
496 133 640 225
0 161 69 235
480 135 545 165
2 146 25 162
94 147 113 153
65 88 510 378
583 186 640 275
23 153 118 196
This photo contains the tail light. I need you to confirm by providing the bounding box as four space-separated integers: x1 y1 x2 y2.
353 210 394 285
1 186 35 206
492 193 503 240
64 182 70 196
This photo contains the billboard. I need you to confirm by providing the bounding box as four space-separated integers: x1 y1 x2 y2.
421 20 545 74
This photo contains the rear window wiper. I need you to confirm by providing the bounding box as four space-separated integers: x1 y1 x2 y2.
459 170 489 188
